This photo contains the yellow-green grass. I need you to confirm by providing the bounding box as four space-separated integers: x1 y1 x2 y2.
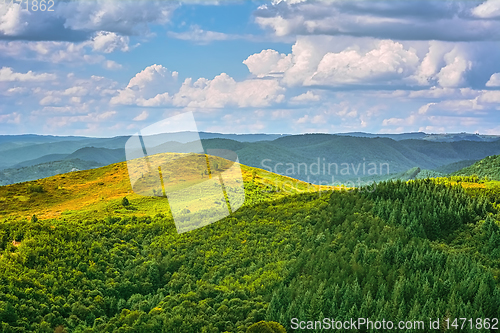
0 153 337 223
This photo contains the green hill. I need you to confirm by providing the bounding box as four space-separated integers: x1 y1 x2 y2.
434 159 478 174
0 159 103 186
452 154 500 180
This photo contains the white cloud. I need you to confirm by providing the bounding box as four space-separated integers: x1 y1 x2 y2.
112 65 286 108
411 41 449 86
409 88 456 99
478 90 500 104
243 49 292 78
290 91 321 104
172 74 286 108
133 110 149 121
63 86 89 97
418 103 436 114
436 47 472 88
110 64 179 105
245 36 416 87
58 0 175 36
1 0 174 41
167 25 233 44
254 1 500 41
0 67 56 82
3 86 27 95
305 40 419 86
39 95 62 106
43 110 117 131
472 0 500 19
91 31 129 53
382 115 416 126
104 60 122 70
0 2 27 36
0 112 21 124
242 37 487 90
0 41 102 65
486 73 500 87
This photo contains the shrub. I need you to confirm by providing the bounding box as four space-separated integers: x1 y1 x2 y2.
27 184 45 194
121 197 130 207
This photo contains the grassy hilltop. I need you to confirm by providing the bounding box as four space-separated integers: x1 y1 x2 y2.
0 153 332 223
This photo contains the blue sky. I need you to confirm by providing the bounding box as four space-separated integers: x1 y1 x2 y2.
1 0 500 136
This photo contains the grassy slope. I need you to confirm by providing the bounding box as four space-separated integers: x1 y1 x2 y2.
0 155 333 223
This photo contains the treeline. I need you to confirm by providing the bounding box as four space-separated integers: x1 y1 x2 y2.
0 179 499 332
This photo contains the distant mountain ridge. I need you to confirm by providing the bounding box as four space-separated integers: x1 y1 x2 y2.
2 132 500 185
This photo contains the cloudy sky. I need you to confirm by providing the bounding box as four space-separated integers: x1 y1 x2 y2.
1 0 500 136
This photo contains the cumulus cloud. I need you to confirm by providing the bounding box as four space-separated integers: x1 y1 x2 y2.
478 90 500 104
104 60 122 70
39 95 62 106
241 36 490 90
290 90 320 104
111 65 287 108
306 40 419 86
486 73 500 87
172 74 286 108
91 31 129 53
436 47 472 87
1 0 175 41
110 64 179 105
0 2 26 36
0 67 56 82
472 0 500 19
254 1 500 41
243 49 292 78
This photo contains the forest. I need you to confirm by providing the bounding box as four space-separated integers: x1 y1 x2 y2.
1 164 500 331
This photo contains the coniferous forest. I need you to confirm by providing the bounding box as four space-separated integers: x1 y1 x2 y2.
1 168 500 332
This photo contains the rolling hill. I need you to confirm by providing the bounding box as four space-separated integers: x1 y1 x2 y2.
0 159 103 186
452 154 500 180
0 154 331 222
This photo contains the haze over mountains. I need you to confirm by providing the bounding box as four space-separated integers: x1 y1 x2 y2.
1 131 500 186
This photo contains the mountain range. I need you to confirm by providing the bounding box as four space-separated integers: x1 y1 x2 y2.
2 131 500 186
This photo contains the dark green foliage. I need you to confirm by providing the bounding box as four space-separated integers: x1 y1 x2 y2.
1 159 102 186
27 184 45 193
121 197 130 207
247 321 286 332
434 159 478 174
452 154 500 180
362 179 492 240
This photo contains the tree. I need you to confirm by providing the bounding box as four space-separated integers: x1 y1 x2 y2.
247 321 286 333
121 197 130 207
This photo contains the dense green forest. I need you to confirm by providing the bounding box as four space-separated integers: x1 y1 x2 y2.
1 171 500 331
452 155 500 181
